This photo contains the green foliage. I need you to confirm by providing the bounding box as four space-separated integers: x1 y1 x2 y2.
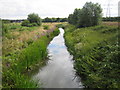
64 24 119 88
2 19 11 24
26 39 34 45
2 27 60 88
2 23 39 42
31 23 38 26
56 24 65 29
68 9 81 26
43 17 52 22
102 17 119 22
2 69 37 88
21 20 30 26
43 25 49 30
2 23 21 36
42 17 68 22
21 13 42 27
79 2 102 27
68 2 102 27
2 24 9 35
27 13 42 26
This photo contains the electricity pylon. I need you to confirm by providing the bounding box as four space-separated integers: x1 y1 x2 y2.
106 0 111 17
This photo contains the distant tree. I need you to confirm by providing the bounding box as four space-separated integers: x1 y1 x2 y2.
2 19 11 23
52 18 57 22
42 17 67 22
56 18 61 22
102 17 119 22
27 13 42 26
60 18 68 22
43 17 52 22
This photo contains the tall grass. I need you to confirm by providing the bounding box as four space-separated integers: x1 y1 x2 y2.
64 24 119 88
2 27 59 88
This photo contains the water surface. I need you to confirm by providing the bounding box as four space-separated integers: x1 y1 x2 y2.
32 28 83 88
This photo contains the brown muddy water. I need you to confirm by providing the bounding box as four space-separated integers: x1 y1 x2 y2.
32 28 83 88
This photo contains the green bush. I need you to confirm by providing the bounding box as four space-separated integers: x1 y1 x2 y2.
32 23 38 26
43 25 49 30
27 23 33 27
21 20 30 26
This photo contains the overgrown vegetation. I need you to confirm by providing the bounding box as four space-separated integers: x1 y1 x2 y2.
68 2 102 28
64 24 119 88
43 25 49 30
2 21 60 88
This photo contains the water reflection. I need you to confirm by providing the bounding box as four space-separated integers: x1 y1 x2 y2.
32 28 83 88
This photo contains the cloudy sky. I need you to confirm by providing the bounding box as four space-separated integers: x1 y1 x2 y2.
0 0 119 19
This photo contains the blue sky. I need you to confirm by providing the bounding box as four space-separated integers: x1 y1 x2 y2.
0 0 119 19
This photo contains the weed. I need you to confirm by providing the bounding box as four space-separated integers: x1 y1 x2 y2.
64 24 119 88
2 22 60 88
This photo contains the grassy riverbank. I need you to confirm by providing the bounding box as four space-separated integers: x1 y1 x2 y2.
2 22 60 88
64 23 119 88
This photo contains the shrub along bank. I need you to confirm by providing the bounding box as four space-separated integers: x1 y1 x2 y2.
64 24 119 88
2 27 59 88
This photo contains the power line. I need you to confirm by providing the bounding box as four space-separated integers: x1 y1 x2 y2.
106 0 111 17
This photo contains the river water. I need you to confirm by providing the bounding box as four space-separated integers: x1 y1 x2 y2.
32 28 83 88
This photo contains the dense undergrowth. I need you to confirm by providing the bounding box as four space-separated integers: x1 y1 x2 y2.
64 24 120 88
2 23 59 88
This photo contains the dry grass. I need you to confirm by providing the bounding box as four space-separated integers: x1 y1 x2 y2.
102 22 118 26
3 22 61 55
18 22 60 41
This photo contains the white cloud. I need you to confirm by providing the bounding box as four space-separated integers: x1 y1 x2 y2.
0 0 119 19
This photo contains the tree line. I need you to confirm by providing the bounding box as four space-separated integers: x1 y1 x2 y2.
2 15 67 27
42 17 67 22
102 17 119 22
21 14 68 27
2 16 118 24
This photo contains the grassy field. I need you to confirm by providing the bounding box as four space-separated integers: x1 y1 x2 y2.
102 22 118 26
2 22 60 88
64 23 119 88
2 22 61 56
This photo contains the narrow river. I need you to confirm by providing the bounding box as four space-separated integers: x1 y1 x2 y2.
32 28 83 88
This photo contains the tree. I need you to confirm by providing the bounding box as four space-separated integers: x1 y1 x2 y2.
43 17 52 22
68 14 74 24
56 17 61 22
72 9 81 25
27 13 42 26
42 17 67 22
79 2 102 27
68 2 102 28
68 9 81 25
60 18 68 22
